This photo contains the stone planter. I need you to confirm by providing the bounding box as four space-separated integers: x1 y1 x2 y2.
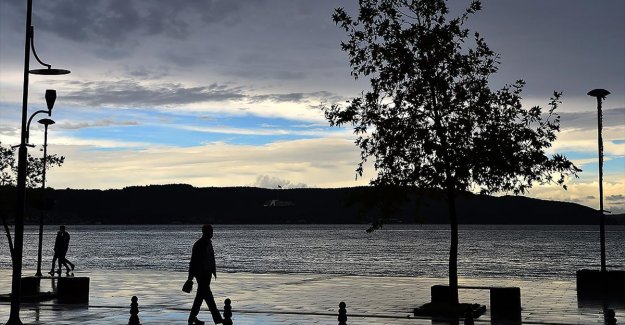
576 270 625 306
57 277 90 304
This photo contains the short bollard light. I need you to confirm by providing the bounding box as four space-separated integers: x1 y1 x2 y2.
128 296 141 325
224 298 233 325
338 301 347 325
604 308 616 325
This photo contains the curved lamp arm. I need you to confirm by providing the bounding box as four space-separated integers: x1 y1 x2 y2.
29 26 51 69
25 109 51 144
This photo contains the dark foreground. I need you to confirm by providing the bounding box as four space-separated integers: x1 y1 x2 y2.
0 269 623 324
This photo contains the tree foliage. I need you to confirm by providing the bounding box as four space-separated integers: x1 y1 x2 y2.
326 0 580 304
0 141 65 188
327 0 579 206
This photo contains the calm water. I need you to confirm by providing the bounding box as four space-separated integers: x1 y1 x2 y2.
1 224 623 279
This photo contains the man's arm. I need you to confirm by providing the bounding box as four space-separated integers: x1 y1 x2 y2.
210 243 217 279
188 242 197 281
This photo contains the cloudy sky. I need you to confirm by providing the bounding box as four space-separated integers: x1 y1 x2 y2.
1 0 623 213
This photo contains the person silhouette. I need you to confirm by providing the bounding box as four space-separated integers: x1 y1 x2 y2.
187 224 224 325
49 225 75 276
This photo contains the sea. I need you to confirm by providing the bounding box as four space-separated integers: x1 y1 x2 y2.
1 224 623 279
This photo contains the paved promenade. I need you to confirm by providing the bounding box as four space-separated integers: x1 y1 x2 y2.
0 269 622 324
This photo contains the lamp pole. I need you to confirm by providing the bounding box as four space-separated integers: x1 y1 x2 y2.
35 118 55 277
7 0 35 321
7 0 69 322
587 88 610 273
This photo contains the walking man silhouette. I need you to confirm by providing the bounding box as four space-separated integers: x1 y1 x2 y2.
49 225 75 276
187 224 224 325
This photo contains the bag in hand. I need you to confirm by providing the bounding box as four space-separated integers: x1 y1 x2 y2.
182 280 193 293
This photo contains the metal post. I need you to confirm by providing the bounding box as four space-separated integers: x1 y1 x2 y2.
35 122 50 277
7 0 34 322
587 88 610 273
597 95 606 273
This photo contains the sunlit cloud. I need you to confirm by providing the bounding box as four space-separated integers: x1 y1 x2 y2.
525 175 625 214
45 138 369 190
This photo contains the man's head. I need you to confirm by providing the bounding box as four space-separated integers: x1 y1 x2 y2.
60 225 65 232
202 224 213 238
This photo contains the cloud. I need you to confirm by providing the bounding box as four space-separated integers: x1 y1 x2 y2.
180 124 347 138
57 79 341 109
252 175 308 189
250 91 341 103
45 138 367 190
50 136 151 149
559 108 625 131
551 127 625 157
607 194 625 202
525 175 625 214
61 80 246 106
57 119 139 130
14 0 259 53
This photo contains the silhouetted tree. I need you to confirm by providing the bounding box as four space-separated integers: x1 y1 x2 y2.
326 0 580 305
0 143 15 186
0 141 65 259
0 141 64 188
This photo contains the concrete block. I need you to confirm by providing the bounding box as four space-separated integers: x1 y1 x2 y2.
57 277 89 303
490 287 521 322
20 277 41 296
577 269 625 304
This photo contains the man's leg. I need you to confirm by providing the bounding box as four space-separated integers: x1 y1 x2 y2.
60 257 71 273
62 249 75 270
198 277 223 324
189 278 204 324
203 287 223 324
49 254 58 274
65 257 75 270
61 255 74 272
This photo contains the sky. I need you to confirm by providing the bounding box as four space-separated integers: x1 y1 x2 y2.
0 0 624 213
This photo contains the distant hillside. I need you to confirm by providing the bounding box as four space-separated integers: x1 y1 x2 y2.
9 184 619 225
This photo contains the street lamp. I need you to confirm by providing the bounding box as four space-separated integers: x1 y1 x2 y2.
35 117 55 277
8 0 70 322
587 88 610 273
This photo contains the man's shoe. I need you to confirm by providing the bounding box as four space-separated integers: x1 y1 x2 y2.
188 317 205 325
48 270 55 276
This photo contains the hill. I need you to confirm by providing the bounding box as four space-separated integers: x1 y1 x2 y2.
11 184 620 225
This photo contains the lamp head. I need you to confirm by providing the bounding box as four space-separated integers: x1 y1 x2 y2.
38 118 55 126
587 89 610 99
29 68 70 75
45 89 56 111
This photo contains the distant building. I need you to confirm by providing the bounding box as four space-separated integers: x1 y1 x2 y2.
263 200 295 207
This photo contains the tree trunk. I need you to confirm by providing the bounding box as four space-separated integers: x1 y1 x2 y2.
447 185 459 305
1 214 14 261
428 83 460 305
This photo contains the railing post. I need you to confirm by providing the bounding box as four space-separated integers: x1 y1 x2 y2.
223 298 233 325
128 296 141 325
338 301 347 325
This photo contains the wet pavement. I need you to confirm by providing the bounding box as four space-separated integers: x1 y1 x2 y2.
0 269 622 324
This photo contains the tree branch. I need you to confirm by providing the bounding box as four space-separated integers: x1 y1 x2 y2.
1 214 14 262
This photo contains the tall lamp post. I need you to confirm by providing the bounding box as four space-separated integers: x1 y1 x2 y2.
8 0 69 323
587 88 610 272
35 118 55 277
